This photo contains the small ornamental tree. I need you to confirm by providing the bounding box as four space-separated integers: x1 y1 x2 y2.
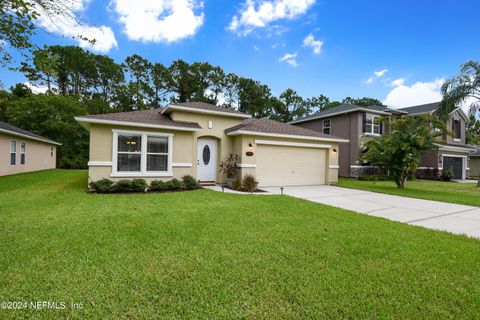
362 115 446 188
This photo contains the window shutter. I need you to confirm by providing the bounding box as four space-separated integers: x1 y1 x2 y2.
379 121 383 135
362 113 366 133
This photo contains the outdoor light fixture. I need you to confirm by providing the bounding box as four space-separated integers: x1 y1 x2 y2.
332 148 337 153
246 143 254 156
221 186 225 192
280 187 284 195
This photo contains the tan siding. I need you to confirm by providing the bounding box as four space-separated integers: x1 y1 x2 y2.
0 132 56 176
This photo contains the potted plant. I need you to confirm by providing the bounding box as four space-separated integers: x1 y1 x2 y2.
219 153 240 188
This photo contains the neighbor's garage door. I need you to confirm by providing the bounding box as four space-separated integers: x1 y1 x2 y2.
443 156 464 179
256 144 326 187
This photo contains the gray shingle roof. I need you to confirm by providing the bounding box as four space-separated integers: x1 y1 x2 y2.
225 118 346 141
169 102 250 116
291 104 406 124
397 102 441 115
76 109 202 129
0 121 60 145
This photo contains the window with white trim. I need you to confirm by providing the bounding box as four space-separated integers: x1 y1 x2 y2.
146 136 168 171
20 142 26 165
113 130 173 176
323 119 331 135
363 113 381 135
10 140 16 165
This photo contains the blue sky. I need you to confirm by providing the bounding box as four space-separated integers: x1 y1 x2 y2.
2 0 479 108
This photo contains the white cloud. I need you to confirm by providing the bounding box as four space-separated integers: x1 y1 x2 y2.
35 0 117 53
391 78 405 87
383 78 445 108
365 77 374 85
229 0 316 35
302 33 323 54
279 52 298 67
111 0 204 43
253 45 259 51
364 68 388 84
374 69 388 78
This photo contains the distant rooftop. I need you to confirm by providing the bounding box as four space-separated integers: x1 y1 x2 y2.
290 104 406 124
0 121 60 145
225 117 347 141
397 102 441 115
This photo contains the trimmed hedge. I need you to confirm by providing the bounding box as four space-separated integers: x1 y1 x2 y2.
89 178 114 193
90 176 200 194
182 175 199 190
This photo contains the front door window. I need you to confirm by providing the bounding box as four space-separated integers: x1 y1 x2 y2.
203 145 210 165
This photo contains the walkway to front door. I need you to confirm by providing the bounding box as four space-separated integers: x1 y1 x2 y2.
262 185 480 238
197 138 217 182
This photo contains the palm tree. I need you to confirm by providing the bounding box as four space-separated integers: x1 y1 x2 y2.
438 60 480 118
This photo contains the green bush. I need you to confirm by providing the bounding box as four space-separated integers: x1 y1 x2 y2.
166 178 183 190
182 175 199 190
242 174 258 192
89 178 114 193
130 179 147 192
442 167 454 181
232 179 242 191
150 180 169 192
111 179 147 193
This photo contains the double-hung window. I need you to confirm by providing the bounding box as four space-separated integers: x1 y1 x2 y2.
323 119 331 135
10 140 16 165
113 130 172 176
363 113 381 135
20 142 26 165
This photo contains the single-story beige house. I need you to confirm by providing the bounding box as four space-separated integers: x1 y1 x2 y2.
0 121 60 176
75 102 348 187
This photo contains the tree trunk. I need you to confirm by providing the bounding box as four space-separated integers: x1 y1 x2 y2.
395 176 406 188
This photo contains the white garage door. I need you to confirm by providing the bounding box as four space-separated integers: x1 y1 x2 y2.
256 144 326 187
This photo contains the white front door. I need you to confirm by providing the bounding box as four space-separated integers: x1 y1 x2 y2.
197 139 217 182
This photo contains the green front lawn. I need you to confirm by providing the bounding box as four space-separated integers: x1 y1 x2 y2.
338 178 480 207
1 170 479 319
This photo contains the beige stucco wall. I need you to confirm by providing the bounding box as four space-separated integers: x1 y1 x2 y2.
0 132 56 176
86 111 340 186
87 123 195 183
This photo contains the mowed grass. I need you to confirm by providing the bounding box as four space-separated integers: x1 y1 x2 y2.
338 178 480 207
0 170 479 319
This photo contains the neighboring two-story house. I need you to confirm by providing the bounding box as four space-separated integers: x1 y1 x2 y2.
398 102 475 180
291 102 476 179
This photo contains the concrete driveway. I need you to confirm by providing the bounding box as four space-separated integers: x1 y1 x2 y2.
262 185 480 238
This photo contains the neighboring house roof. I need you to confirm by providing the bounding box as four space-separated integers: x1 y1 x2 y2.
397 102 441 115
75 109 202 131
162 102 251 118
290 104 407 124
434 143 478 153
225 118 349 142
0 121 60 145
